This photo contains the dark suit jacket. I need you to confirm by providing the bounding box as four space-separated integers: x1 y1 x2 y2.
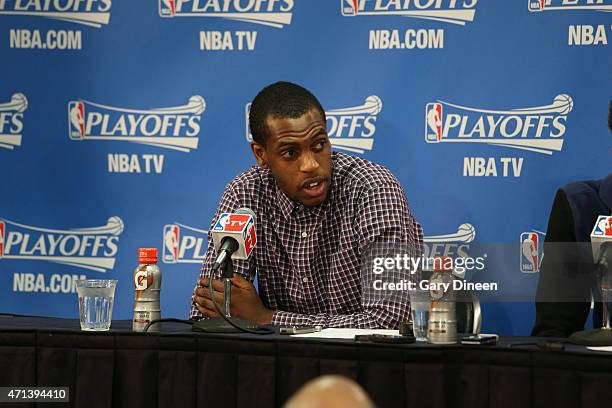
532 174 612 337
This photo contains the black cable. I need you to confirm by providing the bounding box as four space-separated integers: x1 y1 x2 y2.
508 340 566 350
507 342 538 348
142 318 193 333
140 264 273 334
207 263 274 334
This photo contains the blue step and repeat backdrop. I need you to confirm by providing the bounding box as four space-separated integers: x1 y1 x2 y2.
0 0 610 335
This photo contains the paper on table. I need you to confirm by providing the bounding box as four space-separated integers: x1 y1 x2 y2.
587 346 612 352
291 328 399 339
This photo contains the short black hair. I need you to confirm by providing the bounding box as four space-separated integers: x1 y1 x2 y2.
249 81 325 145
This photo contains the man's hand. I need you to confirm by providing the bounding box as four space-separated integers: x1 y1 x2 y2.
193 274 274 324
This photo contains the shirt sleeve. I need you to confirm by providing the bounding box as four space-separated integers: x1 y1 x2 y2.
189 184 257 320
271 182 423 328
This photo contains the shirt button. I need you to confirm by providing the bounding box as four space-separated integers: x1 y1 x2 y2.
301 232 308 238
303 277 309 283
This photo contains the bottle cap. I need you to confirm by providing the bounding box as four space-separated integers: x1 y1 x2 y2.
433 256 453 272
138 248 158 264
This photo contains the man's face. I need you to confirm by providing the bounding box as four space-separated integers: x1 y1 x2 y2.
251 107 332 207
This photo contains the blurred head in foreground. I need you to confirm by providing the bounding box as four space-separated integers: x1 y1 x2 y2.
284 375 375 408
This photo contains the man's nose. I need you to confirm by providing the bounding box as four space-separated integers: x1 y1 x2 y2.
299 151 320 173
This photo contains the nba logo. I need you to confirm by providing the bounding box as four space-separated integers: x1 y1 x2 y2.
213 214 230 231
68 101 85 140
528 0 549 12
425 103 443 143
163 224 180 263
520 232 542 273
0 221 5 259
592 215 612 237
159 0 176 17
342 0 360 15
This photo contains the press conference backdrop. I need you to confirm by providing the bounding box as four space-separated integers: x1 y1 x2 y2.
0 0 610 335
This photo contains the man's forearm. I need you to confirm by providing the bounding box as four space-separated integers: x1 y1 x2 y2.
272 305 408 329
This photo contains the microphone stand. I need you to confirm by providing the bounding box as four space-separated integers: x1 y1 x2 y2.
569 248 612 345
223 255 233 318
192 256 262 333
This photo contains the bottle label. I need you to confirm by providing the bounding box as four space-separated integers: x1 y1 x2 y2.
133 311 151 324
429 320 447 334
134 269 149 290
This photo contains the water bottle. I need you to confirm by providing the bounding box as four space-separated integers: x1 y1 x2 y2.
428 257 457 344
133 248 162 332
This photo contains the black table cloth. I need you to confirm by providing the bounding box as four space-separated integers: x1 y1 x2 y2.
1 315 612 408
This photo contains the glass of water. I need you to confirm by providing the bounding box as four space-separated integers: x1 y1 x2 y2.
76 279 117 331
409 289 431 341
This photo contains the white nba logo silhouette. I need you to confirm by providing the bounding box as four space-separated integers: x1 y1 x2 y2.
596 217 611 235
427 104 442 141
345 0 359 14
161 0 175 15
164 225 179 262
520 231 544 273
425 103 442 142
70 102 84 138
522 233 539 272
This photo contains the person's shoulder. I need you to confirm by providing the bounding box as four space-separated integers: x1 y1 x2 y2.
562 178 605 198
333 152 401 190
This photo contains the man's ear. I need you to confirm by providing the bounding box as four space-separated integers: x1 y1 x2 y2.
251 142 268 168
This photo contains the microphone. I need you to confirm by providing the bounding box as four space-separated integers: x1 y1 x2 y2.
210 208 257 271
590 215 612 268
193 207 267 332
208 208 257 319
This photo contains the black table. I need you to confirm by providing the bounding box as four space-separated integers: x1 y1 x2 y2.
1 315 612 408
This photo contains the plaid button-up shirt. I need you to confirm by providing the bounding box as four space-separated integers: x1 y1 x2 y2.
190 152 423 328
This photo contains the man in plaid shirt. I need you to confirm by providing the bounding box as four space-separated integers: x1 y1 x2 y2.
190 82 423 328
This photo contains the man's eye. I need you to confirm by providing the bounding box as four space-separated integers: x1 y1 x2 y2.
313 140 327 151
281 150 296 159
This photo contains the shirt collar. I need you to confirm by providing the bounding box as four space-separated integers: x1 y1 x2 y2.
276 183 296 219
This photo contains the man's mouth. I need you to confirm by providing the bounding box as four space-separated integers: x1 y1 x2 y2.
302 178 328 198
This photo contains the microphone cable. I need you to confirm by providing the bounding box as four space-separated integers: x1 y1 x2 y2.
204 263 274 335
142 318 193 333
140 267 273 335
